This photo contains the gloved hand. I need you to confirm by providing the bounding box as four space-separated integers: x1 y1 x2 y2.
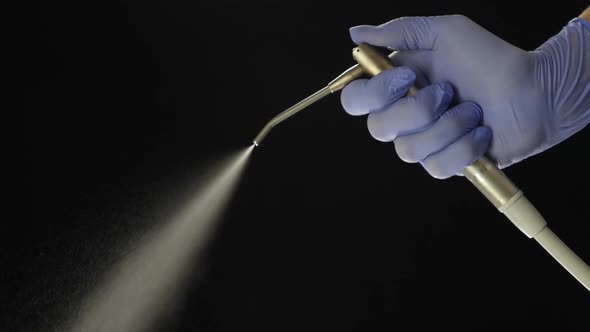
341 15 590 179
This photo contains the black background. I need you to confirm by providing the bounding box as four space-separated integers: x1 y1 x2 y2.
14 0 590 331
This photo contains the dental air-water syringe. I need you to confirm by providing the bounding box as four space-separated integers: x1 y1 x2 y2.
252 43 590 292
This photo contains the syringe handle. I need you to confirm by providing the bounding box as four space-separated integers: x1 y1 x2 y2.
352 43 521 211
350 43 590 291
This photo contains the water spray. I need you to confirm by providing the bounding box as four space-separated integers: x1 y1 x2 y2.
67 146 253 332
252 43 590 291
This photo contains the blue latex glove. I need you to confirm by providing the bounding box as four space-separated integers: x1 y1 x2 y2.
341 15 590 179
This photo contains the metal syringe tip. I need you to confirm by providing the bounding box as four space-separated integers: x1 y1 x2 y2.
250 64 367 148
251 86 332 148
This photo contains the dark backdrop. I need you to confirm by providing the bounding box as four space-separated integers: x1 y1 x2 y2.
15 1 590 331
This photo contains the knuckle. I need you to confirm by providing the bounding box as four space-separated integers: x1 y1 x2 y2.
369 78 395 109
394 138 419 163
410 93 438 125
367 114 387 141
366 89 384 110
422 158 450 180
440 102 482 131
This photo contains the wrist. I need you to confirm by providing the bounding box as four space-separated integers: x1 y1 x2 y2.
533 17 590 144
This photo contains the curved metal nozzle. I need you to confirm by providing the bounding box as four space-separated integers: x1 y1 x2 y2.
252 124 271 147
252 65 366 147
252 86 332 147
